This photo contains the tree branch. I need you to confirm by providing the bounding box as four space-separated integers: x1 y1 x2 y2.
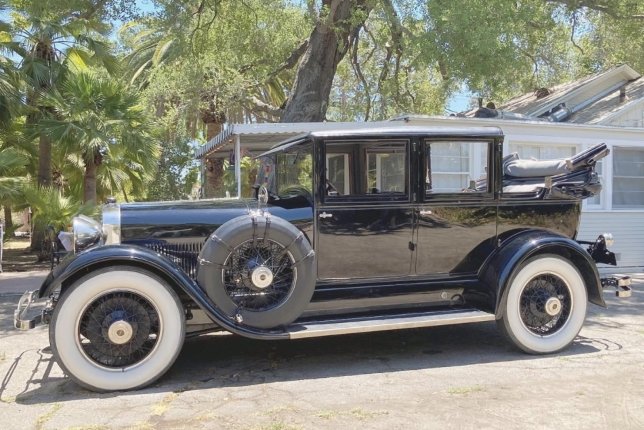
263 39 310 78
247 96 282 118
349 27 371 121
570 11 585 55
544 0 644 20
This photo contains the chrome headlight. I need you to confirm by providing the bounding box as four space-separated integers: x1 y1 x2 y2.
102 202 121 245
602 233 614 247
73 215 102 252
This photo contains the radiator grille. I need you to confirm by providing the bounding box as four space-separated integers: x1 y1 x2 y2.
146 241 205 279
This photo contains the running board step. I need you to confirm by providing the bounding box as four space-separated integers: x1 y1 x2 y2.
287 309 495 339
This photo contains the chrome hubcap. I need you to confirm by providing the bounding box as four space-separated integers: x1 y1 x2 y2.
107 320 134 345
251 266 274 289
544 297 563 316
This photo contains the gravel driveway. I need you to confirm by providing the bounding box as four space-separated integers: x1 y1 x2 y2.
1 271 642 430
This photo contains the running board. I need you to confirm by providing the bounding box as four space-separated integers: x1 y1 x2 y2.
287 308 495 339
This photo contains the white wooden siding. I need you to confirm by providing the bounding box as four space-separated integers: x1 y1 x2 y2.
578 212 644 268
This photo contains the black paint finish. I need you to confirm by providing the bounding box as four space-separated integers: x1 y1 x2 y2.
40 126 609 336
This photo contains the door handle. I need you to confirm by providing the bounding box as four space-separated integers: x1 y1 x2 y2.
319 212 333 219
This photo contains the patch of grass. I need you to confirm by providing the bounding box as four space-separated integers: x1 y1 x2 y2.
264 405 297 418
349 408 388 421
315 410 338 420
253 422 301 430
315 408 388 421
35 403 62 430
67 425 110 430
125 422 155 430
448 385 484 395
151 392 178 416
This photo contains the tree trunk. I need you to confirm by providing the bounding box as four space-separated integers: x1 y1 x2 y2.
3 205 12 230
84 156 98 204
37 134 52 187
281 0 372 123
30 40 56 253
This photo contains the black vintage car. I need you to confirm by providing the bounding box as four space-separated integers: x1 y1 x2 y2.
15 126 631 392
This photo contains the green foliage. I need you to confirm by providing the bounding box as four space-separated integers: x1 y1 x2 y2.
222 156 260 198
0 147 28 201
39 69 157 203
145 108 201 201
23 185 95 231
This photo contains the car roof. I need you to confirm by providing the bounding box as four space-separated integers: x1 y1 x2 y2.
306 125 503 139
258 126 503 157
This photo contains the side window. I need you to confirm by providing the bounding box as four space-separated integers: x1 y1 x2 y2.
325 140 408 201
425 140 489 194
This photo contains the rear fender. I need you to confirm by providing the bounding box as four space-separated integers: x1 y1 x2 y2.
38 244 289 340
479 230 605 319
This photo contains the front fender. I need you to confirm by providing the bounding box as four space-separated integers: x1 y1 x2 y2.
479 229 605 318
38 244 289 340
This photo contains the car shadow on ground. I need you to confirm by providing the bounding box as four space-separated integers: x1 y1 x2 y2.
5 318 618 406
3 283 639 406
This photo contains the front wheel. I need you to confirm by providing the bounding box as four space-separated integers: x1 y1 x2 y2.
498 255 587 354
50 266 185 392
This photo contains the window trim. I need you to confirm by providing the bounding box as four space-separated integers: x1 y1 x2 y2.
321 138 411 205
612 145 644 210
422 138 494 202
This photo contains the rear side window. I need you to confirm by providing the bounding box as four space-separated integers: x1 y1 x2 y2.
425 140 490 195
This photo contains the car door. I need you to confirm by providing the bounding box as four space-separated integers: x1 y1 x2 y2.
316 138 414 280
414 138 498 276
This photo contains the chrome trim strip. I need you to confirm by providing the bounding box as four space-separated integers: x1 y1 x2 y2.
102 203 121 244
287 309 495 339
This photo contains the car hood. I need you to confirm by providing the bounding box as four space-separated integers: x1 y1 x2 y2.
119 198 312 243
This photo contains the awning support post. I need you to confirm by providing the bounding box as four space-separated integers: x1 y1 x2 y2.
235 134 241 198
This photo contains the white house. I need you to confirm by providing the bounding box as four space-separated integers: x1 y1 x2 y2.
197 65 644 270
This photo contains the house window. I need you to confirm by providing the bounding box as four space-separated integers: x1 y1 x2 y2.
425 140 488 193
613 147 644 208
367 151 406 193
326 153 350 195
585 159 603 208
507 143 577 161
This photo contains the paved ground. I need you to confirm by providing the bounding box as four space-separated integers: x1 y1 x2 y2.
0 271 642 430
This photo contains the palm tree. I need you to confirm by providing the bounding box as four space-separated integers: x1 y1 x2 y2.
11 6 117 187
39 70 158 204
0 0 22 126
0 116 35 233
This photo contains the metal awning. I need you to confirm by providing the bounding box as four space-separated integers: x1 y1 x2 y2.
194 121 395 159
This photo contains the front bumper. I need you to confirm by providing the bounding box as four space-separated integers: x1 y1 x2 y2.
14 291 52 330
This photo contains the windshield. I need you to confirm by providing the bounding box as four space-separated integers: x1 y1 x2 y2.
275 143 313 197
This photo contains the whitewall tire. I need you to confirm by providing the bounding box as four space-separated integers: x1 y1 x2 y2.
50 266 185 391
498 255 587 354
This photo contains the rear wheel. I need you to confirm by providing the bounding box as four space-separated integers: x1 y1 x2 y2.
498 255 587 354
50 266 185 392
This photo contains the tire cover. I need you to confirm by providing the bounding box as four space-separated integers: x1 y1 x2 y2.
197 213 315 329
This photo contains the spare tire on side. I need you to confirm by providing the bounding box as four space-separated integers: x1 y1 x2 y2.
197 213 315 329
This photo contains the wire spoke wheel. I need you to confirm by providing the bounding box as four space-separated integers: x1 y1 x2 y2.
223 239 297 312
78 291 161 368
519 274 571 335
198 214 315 329
50 267 185 392
498 255 587 354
